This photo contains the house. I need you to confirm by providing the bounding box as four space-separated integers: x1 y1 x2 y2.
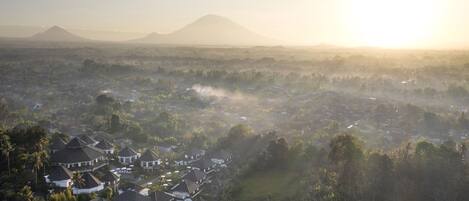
171 180 199 200
45 165 73 188
191 158 216 173
210 150 232 166
113 190 150 201
183 169 206 185
118 147 140 165
79 135 99 146
101 170 120 192
140 149 161 170
185 148 205 160
119 182 150 196
50 138 107 173
95 140 115 154
72 172 104 194
49 137 67 154
149 191 175 201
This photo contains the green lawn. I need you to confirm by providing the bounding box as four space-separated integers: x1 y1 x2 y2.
235 169 302 201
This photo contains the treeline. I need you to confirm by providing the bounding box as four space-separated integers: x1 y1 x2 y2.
156 66 469 103
220 130 469 201
308 134 469 201
80 59 137 75
0 124 49 201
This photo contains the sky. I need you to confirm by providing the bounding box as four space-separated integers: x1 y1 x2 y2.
1 0 469 48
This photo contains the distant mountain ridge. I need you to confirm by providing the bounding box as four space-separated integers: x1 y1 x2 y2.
30 26 88 42
131 15 279 45
2 15 281 45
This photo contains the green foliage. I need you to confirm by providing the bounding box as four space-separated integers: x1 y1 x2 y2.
16 185 34 201
187 131 210 149
152 111 181 137
0 130 14 175
95 94 118 115
48 190 76 201
235 169 302 201
0 124 49 200
254 138 289 170
218 124 253 149
76 194 94 201
110 114 122 133
100 187 113 200
125 122 148 143
328 134 364 201
447 84 469 98
458 112 469 130
228 124 253 139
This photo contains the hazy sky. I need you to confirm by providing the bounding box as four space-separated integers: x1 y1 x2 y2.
1 0 469 48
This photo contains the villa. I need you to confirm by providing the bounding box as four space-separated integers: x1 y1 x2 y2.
50 138 107 173
45 165 73 188
118 147 140 165
140 149 161 170
72 172 104 194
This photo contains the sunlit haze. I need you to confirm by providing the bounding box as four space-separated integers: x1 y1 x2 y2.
2 0 469 201
0 0 469 48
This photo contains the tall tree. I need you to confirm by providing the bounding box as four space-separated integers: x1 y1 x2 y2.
0 130 14 175
364 153 394 201
328 134 364 201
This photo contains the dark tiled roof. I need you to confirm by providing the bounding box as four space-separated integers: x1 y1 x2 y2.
96 140 114 150
140 150 159 162
76 172 102 189
149 191 174 201
49 165 73 181
183 169 206 183
171 180 198 194
113 191 150 201
212 150 232 161
101 171 119 182
50 137 67 150
121 182 145 192
189 148 205 156
192 158 215 170
65 137 88 149
79 135 97 145
51 143 104 163
119 147 138 157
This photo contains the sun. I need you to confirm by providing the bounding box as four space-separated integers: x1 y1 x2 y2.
345 0 440 48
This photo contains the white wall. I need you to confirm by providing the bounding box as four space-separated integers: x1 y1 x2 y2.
53 179 73 188
72 184 104 194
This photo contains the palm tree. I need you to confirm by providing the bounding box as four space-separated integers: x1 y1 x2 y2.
29 150 47 186
0 132 14 176
17 185 34 201
29 127 49 186
72 173 85 189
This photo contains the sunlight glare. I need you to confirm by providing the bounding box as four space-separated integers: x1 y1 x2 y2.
346 0 440 48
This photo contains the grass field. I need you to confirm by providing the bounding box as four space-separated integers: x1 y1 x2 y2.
235 168 302 201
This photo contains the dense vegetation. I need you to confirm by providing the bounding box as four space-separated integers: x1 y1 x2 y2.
1 41 469 200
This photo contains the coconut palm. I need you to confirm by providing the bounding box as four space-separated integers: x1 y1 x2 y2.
72 173 85 189
30 150 47 186
16 185 34 201
0 131 14 176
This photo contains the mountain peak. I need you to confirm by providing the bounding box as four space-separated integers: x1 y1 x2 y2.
196 14 230 22
30 25 87 42
42 26 70 35
49 25 65 31
187 14 239 28
132 14 279 46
